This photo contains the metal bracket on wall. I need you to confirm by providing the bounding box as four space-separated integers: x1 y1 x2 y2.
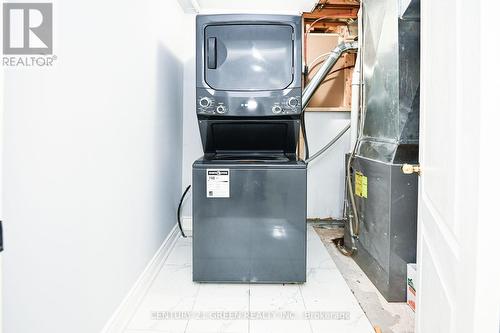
401 163 421 175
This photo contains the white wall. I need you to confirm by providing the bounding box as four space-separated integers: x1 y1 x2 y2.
305 112 351 219
2 1 189 333
181 15 198 217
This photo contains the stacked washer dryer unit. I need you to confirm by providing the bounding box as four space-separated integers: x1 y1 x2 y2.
192 14 306 283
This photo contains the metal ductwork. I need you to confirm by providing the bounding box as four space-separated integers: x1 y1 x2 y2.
356 0 420 163
344 0 420 302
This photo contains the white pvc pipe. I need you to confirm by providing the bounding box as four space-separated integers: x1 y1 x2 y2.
350 56 361 151
350 5 363 151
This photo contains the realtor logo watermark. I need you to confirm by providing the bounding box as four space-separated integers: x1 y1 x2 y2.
2 2 57 66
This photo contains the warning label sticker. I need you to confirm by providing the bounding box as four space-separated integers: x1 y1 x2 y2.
206 169 230 198
355 171 368 198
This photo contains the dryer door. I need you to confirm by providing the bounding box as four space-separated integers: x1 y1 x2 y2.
204 24 294 91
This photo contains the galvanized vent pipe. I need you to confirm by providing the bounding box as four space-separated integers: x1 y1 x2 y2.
301 40 359 164
302 40 359 110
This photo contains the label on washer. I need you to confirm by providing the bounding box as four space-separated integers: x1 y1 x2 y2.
206 169 230 198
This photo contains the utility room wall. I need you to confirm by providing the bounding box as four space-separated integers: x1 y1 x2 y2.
305 112 351 219
2 1 189 333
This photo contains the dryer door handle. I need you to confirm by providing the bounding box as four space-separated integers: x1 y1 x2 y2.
207 37 217 69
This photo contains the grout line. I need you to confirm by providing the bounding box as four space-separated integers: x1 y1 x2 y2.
183 280 201 333
302 226 318 333
298 284 315 333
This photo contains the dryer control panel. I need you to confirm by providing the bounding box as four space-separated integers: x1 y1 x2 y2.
196 88 302 117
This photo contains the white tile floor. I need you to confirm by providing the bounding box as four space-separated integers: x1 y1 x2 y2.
123 226 374 333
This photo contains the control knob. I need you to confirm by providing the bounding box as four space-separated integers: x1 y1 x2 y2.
287 97 299 108
216 105 227 114
199 97 212 108
272 105 282 114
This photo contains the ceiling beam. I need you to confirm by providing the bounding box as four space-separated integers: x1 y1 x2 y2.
304 0 359 20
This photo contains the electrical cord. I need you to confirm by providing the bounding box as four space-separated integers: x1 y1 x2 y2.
177 185 191 238
304 16 337 65
300 113 310 160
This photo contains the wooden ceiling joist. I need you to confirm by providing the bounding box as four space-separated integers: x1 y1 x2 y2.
304 0 359 21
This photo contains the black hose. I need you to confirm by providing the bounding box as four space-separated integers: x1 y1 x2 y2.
177 185 191 238
301 113 310 160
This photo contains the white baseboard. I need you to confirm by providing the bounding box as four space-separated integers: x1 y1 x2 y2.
182 216 192 236
101 225 180 333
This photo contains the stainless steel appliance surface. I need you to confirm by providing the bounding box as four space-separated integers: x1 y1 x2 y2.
195 14 303 159
192 159 306 283
192 14 305 283
196 14 302 119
